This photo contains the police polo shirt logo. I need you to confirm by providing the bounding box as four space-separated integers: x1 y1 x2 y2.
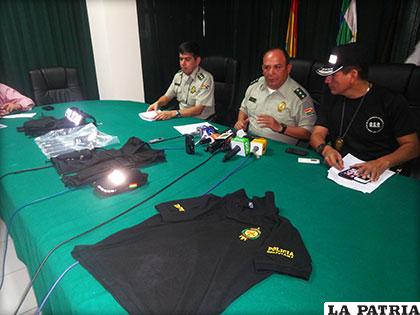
266 246 294 259
366 116 384 133
173 203 185 212
239 227 261 241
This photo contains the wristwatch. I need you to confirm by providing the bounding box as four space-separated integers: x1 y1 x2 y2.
176 110 182 118
278 123 287 134
316 143 326 154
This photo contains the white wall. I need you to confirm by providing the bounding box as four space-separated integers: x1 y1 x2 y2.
86 0 145 102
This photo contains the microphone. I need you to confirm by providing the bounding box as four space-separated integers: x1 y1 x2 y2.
223 145 241 162
185 134 195 154
205 129 235 153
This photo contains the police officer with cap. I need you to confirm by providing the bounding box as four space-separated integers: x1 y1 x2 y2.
234 47 316 145
310 43 419 181
147 41 215 120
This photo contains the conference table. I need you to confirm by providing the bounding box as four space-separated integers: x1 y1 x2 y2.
1 100 419 314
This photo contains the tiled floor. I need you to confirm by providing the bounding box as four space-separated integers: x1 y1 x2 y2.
0 219 38 315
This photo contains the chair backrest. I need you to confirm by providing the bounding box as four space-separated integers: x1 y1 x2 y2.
200 56 239 126
289 59 313 91
29 67 85 105
290 59 325 111
368 63 415 95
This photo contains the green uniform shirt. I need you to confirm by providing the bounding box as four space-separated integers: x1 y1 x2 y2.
239 76 316 144
165 66 215 119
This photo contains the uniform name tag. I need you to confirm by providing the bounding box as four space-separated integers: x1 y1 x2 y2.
249 97 257 103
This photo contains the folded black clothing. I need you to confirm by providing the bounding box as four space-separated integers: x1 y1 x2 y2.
51 137 165 187
52 137 166 175
17 116 79 137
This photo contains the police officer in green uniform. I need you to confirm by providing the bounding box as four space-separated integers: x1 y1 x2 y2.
234 48 316 145
147 41 215 120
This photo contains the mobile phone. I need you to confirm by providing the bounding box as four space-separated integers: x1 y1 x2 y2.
285 147 308 156
338 168 371 184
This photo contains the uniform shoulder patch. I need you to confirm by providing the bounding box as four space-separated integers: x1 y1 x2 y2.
303 104 315 116
250 78 259 85
294 87 307 100
197 72 205 80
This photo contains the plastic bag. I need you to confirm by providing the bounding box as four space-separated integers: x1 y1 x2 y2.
35 123 120 158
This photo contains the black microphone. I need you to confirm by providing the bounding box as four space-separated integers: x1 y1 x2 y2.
185 134 195 154
223 145 241 162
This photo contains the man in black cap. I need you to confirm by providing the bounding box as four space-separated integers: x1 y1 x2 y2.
310 43 419 181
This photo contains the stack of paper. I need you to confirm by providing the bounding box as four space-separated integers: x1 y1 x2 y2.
138 110 161 121
327 153 395 193
2 112 37 119
173 122 217 135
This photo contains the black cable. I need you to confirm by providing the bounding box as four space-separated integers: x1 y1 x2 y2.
0 165 53 181
148 134 185 144
13 150 220 315
0 189 76 290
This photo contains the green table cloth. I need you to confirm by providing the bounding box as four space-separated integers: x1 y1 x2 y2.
1 100 419 314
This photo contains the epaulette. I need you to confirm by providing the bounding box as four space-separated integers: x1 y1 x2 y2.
197 72 205 80
250 78 259 85
294 87 307 100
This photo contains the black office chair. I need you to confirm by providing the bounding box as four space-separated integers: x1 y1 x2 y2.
200 56 239 126
29 67 85 105
404 66 420 179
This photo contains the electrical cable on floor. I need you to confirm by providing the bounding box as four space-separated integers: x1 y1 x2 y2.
34 261 80 315
13 150 220 315
0 189 76 290
0 165 53 181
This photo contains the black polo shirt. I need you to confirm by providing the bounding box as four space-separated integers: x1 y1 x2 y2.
72 189 312 314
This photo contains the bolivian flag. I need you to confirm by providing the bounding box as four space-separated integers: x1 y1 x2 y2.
286 0 298 57
336 0 357 45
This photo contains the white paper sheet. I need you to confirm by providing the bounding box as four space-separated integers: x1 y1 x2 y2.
327 153 395 193
2 112 37 118
173 122 217 135
138 110 161 121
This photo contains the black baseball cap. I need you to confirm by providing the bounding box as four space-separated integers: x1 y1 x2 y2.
316 43 368 76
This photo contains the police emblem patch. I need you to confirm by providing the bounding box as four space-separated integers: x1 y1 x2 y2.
277 101 287 112
190 86 197 94
294 87 307 100
366 116 384 133
239 227 261 241
201 83 210 90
